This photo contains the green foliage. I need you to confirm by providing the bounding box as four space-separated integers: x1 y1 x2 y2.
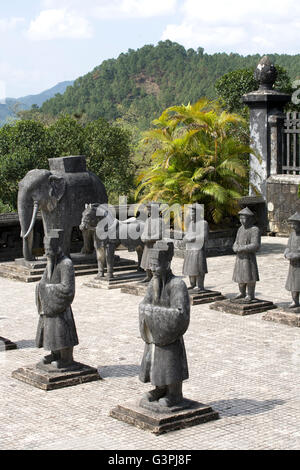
0 116 134 210
0 199 14 214
136 100 257 225
215 65 294 114
47 115 85 157
38 41 300 130
84 118 134 203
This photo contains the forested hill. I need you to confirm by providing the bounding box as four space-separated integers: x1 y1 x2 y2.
40 40 300 129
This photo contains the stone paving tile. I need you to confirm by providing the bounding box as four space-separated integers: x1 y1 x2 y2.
0 236 299 450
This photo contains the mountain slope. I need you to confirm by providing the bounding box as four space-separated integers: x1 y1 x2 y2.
40 41 300 129
0 80 74 125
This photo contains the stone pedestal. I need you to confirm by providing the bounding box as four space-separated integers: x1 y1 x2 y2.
210 298 277 316
84 270 145 290
0 337 17 351
121 283 149 296
0 254 137 283
189 289 225 306
262 308 300 327
12 362 100 390
110 399 219 435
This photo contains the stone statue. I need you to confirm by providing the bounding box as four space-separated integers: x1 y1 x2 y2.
35 229 79 369
182 203 208 292
232 207 260 302
284 212 300 310
80 203 145 280
140 202 165 283
138 240 190 409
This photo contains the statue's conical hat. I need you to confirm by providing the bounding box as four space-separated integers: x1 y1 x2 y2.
238 207 254 217
288 212 300 222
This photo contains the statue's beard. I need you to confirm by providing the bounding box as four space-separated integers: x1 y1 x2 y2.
47 256 55 279
152 274 161 305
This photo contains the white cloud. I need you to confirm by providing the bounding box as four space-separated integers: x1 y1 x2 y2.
41 0 177 19
162 0 300 54
27 8 93 40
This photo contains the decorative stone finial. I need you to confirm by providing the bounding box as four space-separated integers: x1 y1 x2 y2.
254 56 277 90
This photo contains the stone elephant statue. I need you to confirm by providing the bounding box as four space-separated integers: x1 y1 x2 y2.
80 203 145 280
18 156 108 261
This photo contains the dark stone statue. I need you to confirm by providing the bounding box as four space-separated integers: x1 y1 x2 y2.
284 212 300 310
140 202 165 283
35 229 79 369
182 203 208 292
138 240 190 409
232 207 260 302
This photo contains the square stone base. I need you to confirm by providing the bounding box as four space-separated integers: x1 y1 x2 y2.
110 399 219 435
12 362 101 391
0 337 17 351
210 298 277 316
262 308 300 327
84 271 145 290
189 289 225 306
121 283 148 296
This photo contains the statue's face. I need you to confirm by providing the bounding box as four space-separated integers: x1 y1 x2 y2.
150 257 168 277
190 208 196 222
240 215 250 227
291 221 300 232
44 238 59 258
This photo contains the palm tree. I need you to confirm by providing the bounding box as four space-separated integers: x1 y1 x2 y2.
135 99 259 225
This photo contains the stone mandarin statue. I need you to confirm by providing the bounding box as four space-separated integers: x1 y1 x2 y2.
232 207 260 302
138 240 190 409
284 212 300 310
140 202 165 284
35 229 79 370
182 203 209 292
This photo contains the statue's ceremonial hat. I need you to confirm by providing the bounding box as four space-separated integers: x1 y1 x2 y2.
238 207 254 217
149 240 174 263
44 229 64 249
288 212 300 222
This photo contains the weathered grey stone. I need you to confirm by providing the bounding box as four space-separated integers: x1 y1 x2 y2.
0 337 17 351
232 208 260 301
262 308 300 327
80 203 144 280
110 399 219 435
17 155 107 261
189 290 225 305
210 298 277 316
12 363 100 391
243 57 291 200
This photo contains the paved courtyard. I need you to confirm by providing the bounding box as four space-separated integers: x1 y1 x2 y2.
0 236 299 450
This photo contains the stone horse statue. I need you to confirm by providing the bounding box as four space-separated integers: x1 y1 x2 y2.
80 203 145 280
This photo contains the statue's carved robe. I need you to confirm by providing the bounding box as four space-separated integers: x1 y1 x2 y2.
140 217 165 271
183 220 208 276
285 231 300 291
35 255 79 351
232 225 260 283
139 272 190 387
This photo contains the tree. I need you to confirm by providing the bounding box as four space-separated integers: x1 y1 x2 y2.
47 115 85 158
84 118 134 203
215 65 293 114
136 99 258 225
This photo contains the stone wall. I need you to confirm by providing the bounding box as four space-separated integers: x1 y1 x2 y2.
267 175 300 235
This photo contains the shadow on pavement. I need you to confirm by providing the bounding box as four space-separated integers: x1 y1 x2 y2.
16 339 36 349
98 364 140 378
209 398 285 416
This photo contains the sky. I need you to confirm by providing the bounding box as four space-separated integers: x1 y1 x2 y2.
1 0 300 98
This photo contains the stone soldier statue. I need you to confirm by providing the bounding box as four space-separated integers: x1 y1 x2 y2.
232 207 260 302
35 229 79 369
140 202 165 283
284 212 300 309
139 240 190 408
182 203 209 291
